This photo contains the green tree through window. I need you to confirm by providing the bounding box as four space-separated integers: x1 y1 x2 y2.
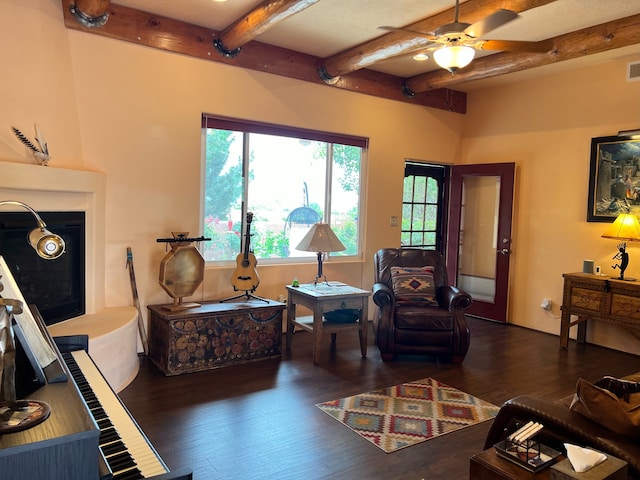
202 114 366 262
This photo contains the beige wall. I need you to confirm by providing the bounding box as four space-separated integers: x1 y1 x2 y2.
2 0 640 355
1 0 462 329
462 60 640 353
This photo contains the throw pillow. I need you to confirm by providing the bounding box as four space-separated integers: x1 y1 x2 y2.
569 374 640 439
390 266 437 305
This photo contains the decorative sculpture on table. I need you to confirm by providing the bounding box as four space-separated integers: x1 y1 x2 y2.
0 200 65 433
602 213 640 281
157 232 209 311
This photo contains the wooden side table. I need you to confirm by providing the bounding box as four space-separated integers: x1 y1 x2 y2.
285 282 370 365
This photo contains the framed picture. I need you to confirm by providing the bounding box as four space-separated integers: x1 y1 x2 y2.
588 135 640 222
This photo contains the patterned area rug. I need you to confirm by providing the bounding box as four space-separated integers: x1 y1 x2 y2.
316 377 500 453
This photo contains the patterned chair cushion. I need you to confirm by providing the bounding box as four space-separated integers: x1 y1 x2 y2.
390 266 437 305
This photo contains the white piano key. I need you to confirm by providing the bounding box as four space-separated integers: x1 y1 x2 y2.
71 350 169 478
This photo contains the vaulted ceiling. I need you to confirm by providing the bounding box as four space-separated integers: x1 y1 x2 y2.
63 0 640 113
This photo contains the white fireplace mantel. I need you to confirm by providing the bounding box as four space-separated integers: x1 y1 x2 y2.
0 161 106 314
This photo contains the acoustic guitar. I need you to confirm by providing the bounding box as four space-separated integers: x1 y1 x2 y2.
231 212 260 292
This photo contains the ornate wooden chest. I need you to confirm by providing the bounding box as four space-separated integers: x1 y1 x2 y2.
148 300 284 375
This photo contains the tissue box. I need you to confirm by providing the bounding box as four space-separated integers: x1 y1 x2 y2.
550 455 627 480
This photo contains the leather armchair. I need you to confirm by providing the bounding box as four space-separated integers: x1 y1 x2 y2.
372 248 472 363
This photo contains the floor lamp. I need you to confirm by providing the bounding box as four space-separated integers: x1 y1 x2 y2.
295 223 345 285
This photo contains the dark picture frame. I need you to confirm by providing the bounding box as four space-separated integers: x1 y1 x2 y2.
587 135 640 222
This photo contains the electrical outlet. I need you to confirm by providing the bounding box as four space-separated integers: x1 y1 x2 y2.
389 216 399 227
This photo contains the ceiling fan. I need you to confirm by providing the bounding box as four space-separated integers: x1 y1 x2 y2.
381 0 552 73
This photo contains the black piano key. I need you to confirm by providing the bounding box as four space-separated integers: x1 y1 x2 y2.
107 451 136 469
101 440 127 456
100 427 120 444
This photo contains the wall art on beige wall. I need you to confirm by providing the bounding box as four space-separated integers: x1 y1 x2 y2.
588 135 640 222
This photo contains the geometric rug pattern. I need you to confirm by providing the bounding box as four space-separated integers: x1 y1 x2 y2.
316 377 500 453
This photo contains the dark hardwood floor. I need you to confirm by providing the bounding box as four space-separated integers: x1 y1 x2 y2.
118 318 639 480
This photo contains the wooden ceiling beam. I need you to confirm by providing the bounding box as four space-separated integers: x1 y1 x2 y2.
215 0 319 56
319 0 558 80
60 0 466 113
404 13 640 93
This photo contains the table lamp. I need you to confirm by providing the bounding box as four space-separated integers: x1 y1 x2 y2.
602 213 640 281
295 223 345 284
0 200 65 433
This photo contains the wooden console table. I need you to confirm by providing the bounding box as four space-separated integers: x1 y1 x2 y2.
560 272 640 348
148 300 284 375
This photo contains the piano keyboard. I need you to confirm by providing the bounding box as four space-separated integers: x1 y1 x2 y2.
63 350 169 480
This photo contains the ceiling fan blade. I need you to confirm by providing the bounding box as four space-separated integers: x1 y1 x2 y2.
379 26 437 41
476 39 554 53
464 9 518 38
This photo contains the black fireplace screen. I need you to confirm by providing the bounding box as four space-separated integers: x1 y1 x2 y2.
0 211 85 325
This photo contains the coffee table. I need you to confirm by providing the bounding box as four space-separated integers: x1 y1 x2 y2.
285 282 370 365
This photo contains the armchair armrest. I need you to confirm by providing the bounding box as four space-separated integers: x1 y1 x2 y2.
438 285 472 311
372 283 394 308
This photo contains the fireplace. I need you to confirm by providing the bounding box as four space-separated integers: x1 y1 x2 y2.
1 162 140 392
0 161 107 315
0 211 86 325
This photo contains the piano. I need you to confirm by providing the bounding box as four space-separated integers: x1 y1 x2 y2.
0 310 192 480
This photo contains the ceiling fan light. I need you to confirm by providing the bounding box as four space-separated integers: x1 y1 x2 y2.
433 45 475 73
413 53 429 61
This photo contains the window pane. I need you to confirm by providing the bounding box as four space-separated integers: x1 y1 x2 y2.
426 177 439 203
247 133 326 259
402 176 414 203
202 129 244 262
202 121 363 261
330 144 361 256
410 231 423 245
413 176 427 203
425 204 438 230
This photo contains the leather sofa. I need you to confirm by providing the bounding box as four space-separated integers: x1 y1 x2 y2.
484 394 640 478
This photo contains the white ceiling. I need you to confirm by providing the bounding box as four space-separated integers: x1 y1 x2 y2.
113 0 640 88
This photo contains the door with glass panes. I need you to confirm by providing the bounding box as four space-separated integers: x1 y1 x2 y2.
402 161 515 323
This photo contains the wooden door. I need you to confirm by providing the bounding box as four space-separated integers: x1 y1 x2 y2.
446 163 515 322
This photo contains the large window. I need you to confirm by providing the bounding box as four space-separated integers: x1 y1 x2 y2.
401 162 448 252
202 114 366 263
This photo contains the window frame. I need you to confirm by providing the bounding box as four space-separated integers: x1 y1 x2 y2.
201 114 368 265
401 161 449 254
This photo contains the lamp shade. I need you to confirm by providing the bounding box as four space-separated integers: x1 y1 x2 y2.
296 223 345 253
602 213 640 241
433 45 475 73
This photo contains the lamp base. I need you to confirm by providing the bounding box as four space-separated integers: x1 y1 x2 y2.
616 276 637 281
0 400 51 434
